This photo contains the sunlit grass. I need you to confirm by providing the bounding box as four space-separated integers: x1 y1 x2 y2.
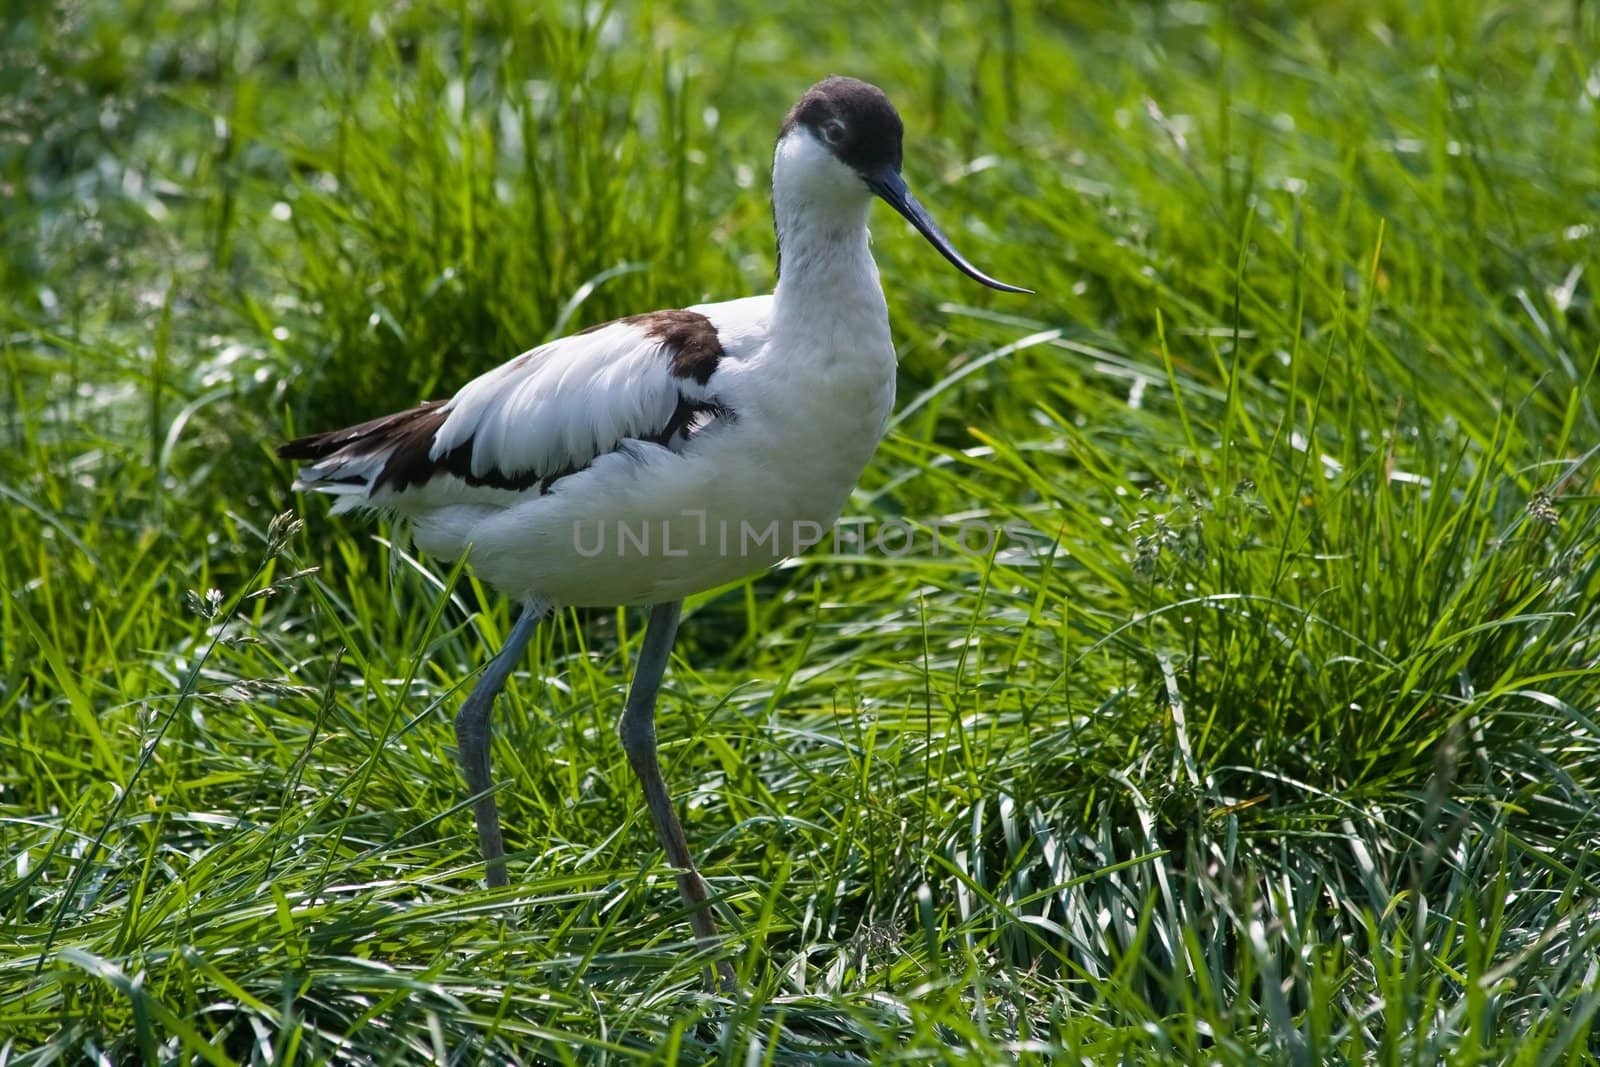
4 0 1600 1062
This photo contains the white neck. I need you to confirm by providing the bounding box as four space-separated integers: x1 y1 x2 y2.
769 131 888 339
774 198 878 302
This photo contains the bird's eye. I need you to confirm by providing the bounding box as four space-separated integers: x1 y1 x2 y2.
820 120 845 144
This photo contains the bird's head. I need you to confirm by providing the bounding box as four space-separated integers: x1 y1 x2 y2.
773 76 1030 294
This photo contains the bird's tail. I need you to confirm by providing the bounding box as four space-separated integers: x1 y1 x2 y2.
277 400 448 514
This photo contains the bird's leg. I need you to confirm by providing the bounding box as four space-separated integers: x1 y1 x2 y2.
618 600 737 988
455 603 546 889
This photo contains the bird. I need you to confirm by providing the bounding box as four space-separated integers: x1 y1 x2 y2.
277 75 1028 986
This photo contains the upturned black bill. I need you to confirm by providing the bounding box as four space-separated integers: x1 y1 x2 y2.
865 166 1032 294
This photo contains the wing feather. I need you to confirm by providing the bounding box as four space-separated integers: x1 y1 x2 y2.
278 306 753 515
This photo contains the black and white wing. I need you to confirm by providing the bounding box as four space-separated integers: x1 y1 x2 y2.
278 301 765 514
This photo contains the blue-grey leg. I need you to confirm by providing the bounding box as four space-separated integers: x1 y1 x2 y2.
619 600 736 987
455 603 546 889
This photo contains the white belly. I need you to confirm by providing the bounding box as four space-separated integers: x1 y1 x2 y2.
412 342 896 608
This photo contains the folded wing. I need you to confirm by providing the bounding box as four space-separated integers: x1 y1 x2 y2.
278 307 743 515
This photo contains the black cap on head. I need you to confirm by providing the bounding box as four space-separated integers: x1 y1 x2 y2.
780 75 904 174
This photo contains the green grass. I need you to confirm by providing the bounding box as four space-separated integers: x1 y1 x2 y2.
5 0 1600 1061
